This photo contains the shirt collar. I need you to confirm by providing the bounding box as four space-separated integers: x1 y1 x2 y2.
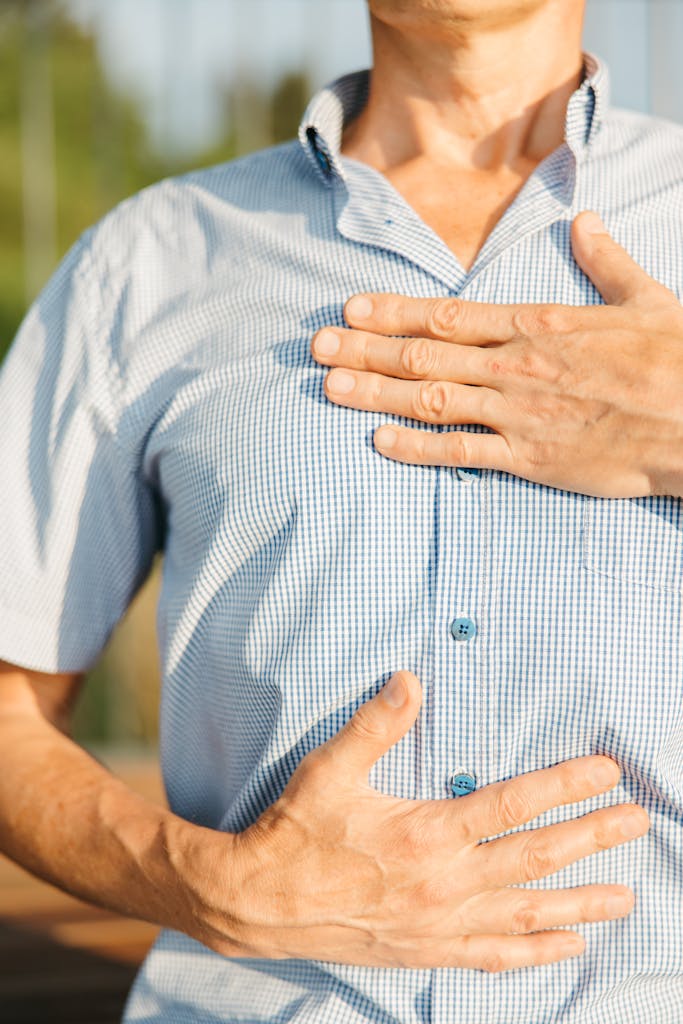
298 52 610 186
565 51 610 158
298 69 370 185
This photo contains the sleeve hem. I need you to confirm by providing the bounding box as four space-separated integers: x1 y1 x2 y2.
0 600 104 675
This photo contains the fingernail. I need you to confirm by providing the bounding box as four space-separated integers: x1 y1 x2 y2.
604 893 634 917
590 760 618 788
381 674 407 708
314 330 340 358
580 212 605 235
376 426 397 450
620 813 647 839
327 370 355 394
346 295 373 321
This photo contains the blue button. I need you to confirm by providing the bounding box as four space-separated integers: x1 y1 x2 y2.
457 466 480 482
450 771 476 797
450 616 477 642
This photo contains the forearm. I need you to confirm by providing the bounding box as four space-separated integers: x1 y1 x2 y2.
0 699 196 931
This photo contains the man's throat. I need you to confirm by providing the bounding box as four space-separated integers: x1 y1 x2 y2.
382 157 542 274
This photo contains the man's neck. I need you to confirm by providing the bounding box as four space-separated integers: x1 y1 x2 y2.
342 2 585 174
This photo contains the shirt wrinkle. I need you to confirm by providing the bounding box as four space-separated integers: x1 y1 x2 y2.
0 52 682 1024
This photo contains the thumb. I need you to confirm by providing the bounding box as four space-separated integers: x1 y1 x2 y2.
571 211 671 307
322 671 422 780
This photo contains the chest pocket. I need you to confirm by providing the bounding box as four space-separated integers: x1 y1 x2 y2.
582 495 683 594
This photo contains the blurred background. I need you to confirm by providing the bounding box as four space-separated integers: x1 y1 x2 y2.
1 0 682 755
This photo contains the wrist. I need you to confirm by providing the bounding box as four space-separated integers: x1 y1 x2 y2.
164 815 252 955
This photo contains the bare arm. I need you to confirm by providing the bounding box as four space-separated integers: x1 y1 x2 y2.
0 659 203 928
0 662 649 971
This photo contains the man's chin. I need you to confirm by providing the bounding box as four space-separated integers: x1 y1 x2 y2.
368 0 555 33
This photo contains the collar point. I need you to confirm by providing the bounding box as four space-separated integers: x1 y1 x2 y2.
300 124 341 186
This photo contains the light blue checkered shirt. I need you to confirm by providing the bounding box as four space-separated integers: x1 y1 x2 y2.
1 53 682 1024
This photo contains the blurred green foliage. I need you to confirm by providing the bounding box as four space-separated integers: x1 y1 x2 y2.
0 1 310 357
2 5 161 353
0 1 310 745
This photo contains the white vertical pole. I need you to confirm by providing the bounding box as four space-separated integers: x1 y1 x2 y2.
649 0 683 122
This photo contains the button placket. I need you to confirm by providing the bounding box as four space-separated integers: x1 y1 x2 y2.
427 448 489 827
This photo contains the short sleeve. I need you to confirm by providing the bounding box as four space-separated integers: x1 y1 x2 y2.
0 234 163 673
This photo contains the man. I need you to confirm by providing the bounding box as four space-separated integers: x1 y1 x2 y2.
0 1 681 1022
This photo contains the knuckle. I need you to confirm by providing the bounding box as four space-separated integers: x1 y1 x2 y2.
512 305 567 338
403 803 449 857
411 430 430 463
592 828 612 853
455 807 479 845
511 308 536 337
414 381 449 422
293 747 331 792
510 899 542 935
479 951 505 974
356 331 371 369
592 814 622 851
426 298 462 337
487 356 507 378
345 708 386 745
445 431 471 466
298 746 326 775
367 375 384 405
401 338 437 378
492 785 533 830
556 761 587 801
520 837 557 880
512 343 544 380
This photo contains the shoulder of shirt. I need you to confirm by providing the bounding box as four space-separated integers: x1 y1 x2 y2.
581 106 683 211
50 141 315 400
600 105 683 143
77 139 316 286
593 106 683 192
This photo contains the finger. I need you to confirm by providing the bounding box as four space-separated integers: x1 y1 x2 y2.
318 671 422 780
460 755 622 841
445 930 585 972
343 293 608 345
324 368 505 429
344 293 521 344
373 424 513 472
312 327 490 385
462 884 635 936
571 211 675 308
476 804 650 888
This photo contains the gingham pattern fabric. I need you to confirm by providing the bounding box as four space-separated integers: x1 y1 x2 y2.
0 53 682 1024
